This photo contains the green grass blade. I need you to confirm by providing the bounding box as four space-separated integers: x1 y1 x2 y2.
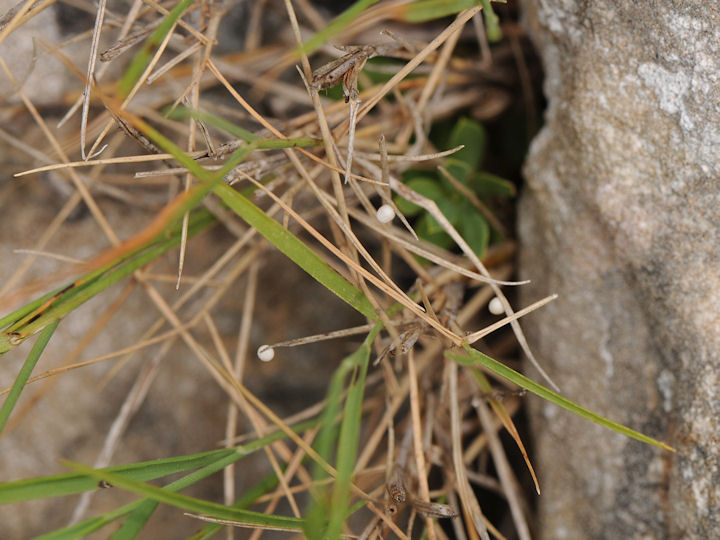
31 421 318 539
118 0 195 96
401 0 477 23
61 461 304 531
0 321 58 435
33 516 112 540
34 451 251 540
112 108 375 321
120 115 259 211
213 183 376 319
303 334 371 538
110 451 242 540
323 325 381 540
186 471 281 540
447 346 674 451
2 417 320 505
0 288 62 330
304 326 381 538
0 114 267 353
0 448 235 504
171 108 321 149
295 0 380 56
0 211 215 354
479 0 502 41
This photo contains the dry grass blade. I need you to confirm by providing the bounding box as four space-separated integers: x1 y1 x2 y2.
407 348 437 540
80 0 108 161
466 294 558 343
474 397 532 540
448 360 491 540
183 513 303 533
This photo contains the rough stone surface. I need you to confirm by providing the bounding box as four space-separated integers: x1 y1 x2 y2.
518 2 720 539
0 0 87 105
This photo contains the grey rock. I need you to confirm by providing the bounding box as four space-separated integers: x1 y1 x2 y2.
0 0 85 105
518 1 720 539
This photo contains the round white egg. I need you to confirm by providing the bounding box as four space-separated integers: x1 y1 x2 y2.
488 297 504 315
257 345 275 362
376 204 395 224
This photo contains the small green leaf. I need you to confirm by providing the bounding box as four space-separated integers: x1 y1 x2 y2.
416 214 453 250
448 346 675 452
468 171 516 197
448 117 487 170
437 196 462 228
0 447 235 504
394 176 447 216
443 157 473 186
460 209 490 258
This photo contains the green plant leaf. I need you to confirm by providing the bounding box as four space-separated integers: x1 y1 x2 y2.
1 418 319 505
394 176 446 216
415 213 454 250
447 346 675 452
437 196 463 227
29 421 318 540
468 171 516 197
443 157 473 186
460 208 490 258
0 447 235 504
448 117 487 171
304 347 358 537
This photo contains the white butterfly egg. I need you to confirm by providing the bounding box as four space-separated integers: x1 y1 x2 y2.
488 297 504 315
376 204 395 224
257 345 275 362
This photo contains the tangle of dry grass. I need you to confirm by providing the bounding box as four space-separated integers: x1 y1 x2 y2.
0 1 543 538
